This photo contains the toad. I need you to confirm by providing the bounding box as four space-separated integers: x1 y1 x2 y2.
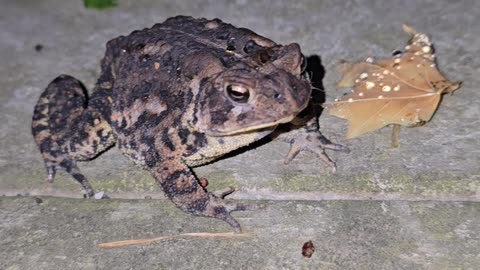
32 16 348 231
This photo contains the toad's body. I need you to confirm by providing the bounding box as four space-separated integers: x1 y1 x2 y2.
32 16 346 230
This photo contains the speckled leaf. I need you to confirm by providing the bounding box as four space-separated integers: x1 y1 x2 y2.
324 25 461 139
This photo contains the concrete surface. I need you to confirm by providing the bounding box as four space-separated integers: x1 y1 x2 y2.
0 0 479 269
1 197 479 270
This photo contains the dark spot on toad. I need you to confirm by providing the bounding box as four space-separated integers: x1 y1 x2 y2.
243 39 262 54
226 38 236 51
214 31 230 40
140 54 150 62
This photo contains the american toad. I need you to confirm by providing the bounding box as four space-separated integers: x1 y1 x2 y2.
32 16 347 231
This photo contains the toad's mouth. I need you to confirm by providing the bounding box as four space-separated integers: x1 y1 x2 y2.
198 87 310 137
205 114 296 136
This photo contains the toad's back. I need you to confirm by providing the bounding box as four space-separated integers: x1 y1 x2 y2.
101 16 281 129
103 16 278 90
108 16 276 63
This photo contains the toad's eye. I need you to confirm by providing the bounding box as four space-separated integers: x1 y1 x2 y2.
226 85 250 103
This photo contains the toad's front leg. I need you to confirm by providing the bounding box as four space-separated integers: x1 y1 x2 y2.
277 127 349 173
274 114 350 173
152 161 256 232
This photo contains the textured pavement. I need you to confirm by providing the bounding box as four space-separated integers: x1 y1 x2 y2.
1 197 479 270
0 0 479 269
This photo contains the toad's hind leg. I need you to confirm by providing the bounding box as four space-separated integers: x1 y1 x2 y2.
152 161 257 232
32 75 114 197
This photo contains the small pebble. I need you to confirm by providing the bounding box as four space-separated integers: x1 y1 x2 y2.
34 44 43 52
94 192 105 200
302 240 315 258
199 178 209 188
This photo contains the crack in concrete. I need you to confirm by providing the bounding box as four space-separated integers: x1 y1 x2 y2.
2 189 479 202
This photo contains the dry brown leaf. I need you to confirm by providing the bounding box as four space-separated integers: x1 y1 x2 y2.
324 24 461 139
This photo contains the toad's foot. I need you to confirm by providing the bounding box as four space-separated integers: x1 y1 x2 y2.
153 164 258 232
204 192 259 232
279 129 349 174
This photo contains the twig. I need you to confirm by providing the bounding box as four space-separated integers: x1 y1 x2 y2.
98 232 252 249
391 124 401 148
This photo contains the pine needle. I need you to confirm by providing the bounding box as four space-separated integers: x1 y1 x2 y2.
98 232 252 249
